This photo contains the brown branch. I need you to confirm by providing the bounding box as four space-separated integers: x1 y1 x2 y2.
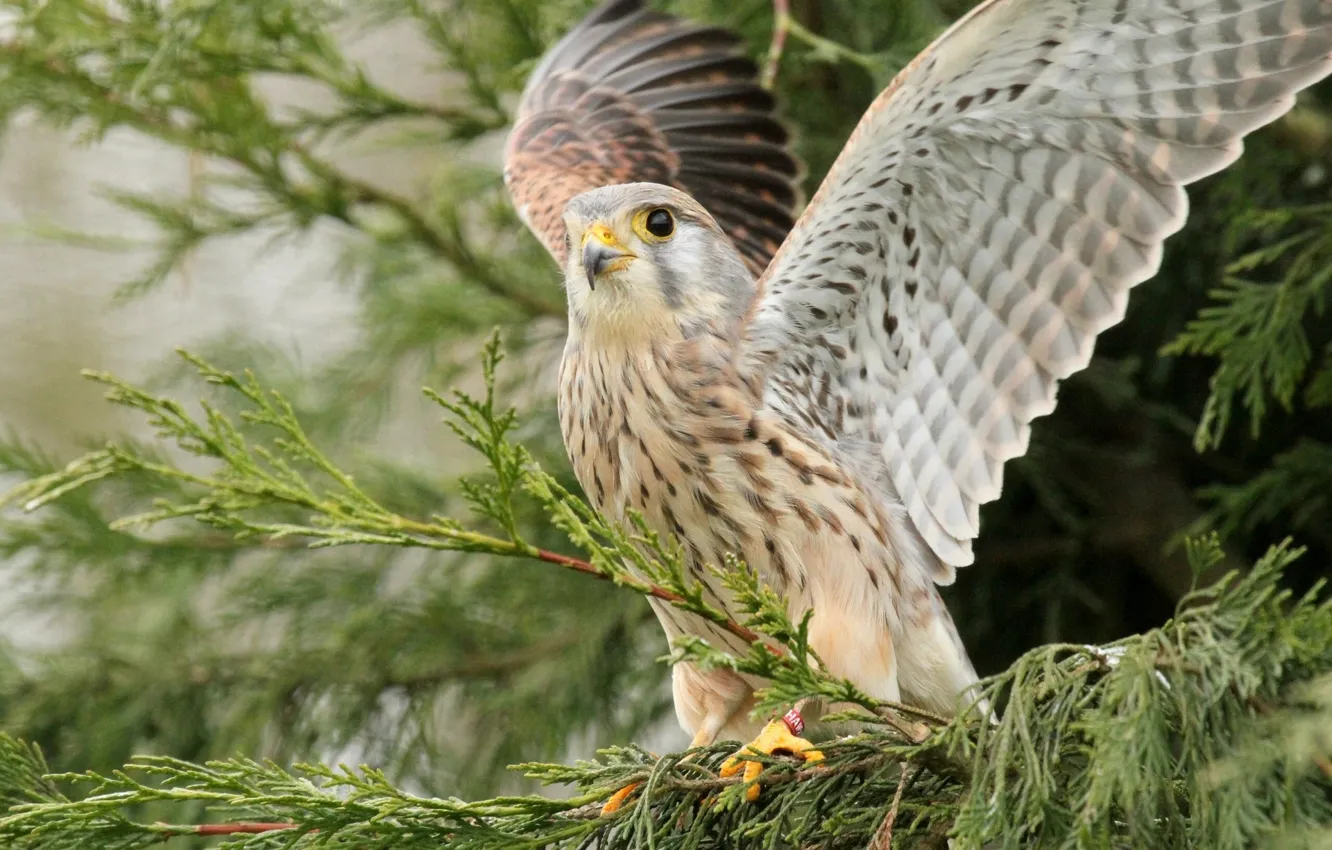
146 752 925 837
873 701 952 728
869 764 917 850
203 507 764 649
531 547 763 645
873 712 933 748
98 531 733 649
120 521 765 650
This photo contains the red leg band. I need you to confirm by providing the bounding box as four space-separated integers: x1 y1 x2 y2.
781 707 804 736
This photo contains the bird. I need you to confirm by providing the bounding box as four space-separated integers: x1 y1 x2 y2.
504 0 1332 808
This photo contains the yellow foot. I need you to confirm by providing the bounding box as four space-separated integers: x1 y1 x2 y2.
599 781 641 817
719 718 824 802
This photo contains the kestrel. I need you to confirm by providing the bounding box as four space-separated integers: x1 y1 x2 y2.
504 0 1332 803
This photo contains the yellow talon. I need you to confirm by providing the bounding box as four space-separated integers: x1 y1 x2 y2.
719 718 825 802
599 781 641 816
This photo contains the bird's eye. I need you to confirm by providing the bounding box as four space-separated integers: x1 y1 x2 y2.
634 207 676 241
645 209 674 237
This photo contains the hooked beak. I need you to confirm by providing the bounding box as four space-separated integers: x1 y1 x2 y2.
581 223 634 289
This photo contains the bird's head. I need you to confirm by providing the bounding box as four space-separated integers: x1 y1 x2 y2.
562 183 754 340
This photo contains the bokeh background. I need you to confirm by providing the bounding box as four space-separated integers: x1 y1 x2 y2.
2 0 1330 805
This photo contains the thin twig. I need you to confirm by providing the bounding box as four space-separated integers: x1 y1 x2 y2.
156 822 300 836
517 545 762 645
334 513 765 645
762 0 791 89
255 510 765 645
869 764 917 849
783 18 880 72
874 709 932 746
874 701 952 727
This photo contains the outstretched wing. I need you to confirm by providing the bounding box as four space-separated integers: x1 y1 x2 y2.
743 0 1332 573
503 0 803 276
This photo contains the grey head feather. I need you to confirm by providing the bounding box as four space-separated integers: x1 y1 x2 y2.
565 182 756 333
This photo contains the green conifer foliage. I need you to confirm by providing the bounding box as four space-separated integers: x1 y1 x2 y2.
0 0 1330 846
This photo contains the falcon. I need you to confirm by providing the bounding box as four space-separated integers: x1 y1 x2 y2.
504 0 1332 807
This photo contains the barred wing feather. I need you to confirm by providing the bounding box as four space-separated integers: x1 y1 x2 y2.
743 0 1332 575
504 0 802 276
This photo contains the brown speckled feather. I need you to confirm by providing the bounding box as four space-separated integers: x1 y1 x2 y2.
503 0 802 276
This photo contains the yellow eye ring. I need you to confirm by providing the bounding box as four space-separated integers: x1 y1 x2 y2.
632 207 675 242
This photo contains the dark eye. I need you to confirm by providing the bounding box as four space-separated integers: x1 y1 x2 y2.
645 208 674 238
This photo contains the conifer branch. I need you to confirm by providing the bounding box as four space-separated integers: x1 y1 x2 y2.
0 336 757 645
1165 202 1332 449
0 535 1327 848
0 333 954 776
165 822 300 836
6 342 1330 848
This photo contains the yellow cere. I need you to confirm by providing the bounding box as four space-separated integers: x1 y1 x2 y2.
582 222 628 252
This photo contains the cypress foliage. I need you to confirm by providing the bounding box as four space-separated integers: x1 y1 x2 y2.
0 0 1329 846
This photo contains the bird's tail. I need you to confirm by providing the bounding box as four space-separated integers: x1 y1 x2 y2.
896 590 989 720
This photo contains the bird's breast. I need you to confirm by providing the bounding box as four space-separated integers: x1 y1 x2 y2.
557 337 911 625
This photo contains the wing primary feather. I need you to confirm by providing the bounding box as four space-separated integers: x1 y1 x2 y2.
651 109 792 145
742 0 1332 572
592 24 744 74
602 54 765 93
633 80 778 111
505 0 803 275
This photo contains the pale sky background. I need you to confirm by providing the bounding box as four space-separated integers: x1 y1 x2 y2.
0 21 461 643
0 19 689 759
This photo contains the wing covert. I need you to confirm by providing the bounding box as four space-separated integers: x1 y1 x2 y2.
742 0 1332 574
503 0 803 276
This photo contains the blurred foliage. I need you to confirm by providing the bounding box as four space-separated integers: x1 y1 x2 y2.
0 0 1331 844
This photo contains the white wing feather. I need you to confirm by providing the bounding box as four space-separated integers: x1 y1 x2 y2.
744 0 1332 576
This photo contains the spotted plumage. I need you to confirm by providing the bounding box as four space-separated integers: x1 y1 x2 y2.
507 0 1332 746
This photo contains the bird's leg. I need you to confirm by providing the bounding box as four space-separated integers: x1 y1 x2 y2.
599 745 665 817
719 700 824 802
599 782 642 816
599 700 737 816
